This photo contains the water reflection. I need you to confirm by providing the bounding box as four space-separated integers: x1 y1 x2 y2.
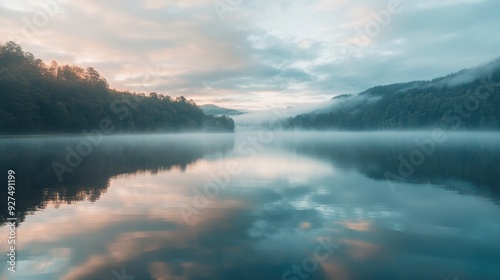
278 132 500 202
0 134 235 225
1 132 499 280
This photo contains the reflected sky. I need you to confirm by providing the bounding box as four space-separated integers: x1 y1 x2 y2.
1 132 500 279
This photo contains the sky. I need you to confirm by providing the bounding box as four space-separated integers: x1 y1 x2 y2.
1 0 500 111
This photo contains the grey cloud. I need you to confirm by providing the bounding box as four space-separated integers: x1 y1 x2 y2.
2 0 499 107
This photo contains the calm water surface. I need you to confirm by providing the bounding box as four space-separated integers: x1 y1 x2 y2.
1 132 499 280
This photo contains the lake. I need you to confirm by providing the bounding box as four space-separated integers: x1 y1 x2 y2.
1 132 499 280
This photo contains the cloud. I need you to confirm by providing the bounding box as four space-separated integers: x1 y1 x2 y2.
1 0 499 109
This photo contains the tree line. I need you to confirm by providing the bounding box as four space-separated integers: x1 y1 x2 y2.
0 41 235 134
285 64 500 130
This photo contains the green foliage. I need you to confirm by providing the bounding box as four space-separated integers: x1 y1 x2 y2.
0 41 234 134
285 68 500 130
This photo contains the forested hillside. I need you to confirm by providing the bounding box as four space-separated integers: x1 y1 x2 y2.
0 41 234 134
285 60 500 130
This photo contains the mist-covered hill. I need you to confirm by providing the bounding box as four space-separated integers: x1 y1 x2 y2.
285 58 500 130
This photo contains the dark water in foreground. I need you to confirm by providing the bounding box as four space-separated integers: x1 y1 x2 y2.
0 132 499 280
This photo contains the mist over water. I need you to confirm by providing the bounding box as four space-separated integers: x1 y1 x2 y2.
1 131 499 280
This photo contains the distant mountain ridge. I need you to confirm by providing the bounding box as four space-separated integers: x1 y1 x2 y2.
285 57 500 130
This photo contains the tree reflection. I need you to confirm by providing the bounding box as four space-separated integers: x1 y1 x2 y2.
0 134 234 226
282 132 500 202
